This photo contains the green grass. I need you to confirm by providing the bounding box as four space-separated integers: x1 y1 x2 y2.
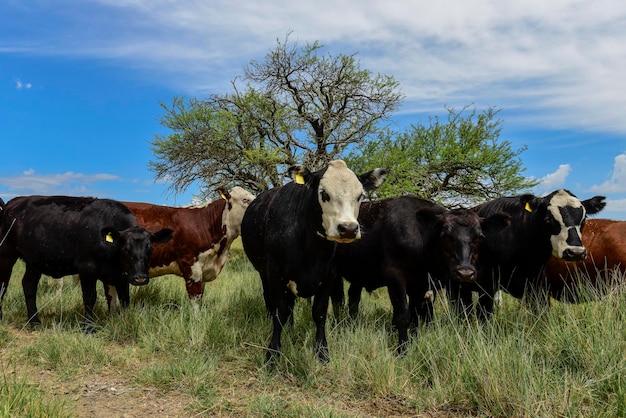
0 371 70 418
2 252 626 416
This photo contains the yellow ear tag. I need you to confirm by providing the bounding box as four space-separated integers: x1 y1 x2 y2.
524 202 532 212
295 173 305 185
105 232 114 243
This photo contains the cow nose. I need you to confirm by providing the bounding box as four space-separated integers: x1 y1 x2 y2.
456 267 476 282
337 222 359 240
131 277 150 286
562 247 587 262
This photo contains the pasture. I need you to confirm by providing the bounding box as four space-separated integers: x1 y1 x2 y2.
2 245 626 417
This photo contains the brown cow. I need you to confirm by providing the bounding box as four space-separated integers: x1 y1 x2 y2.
102 186 254 308
545 218 625 302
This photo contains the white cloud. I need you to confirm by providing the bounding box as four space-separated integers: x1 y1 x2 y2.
537 164 571 191
3 0 626 131
604 198 626 212
590 153 626 193
15 78 32 89
0 169 120 195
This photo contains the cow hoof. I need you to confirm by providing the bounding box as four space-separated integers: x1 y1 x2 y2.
83 324 97 335
315 346 330 364
27 316 41 328
265 349 280 366
396 342 409 357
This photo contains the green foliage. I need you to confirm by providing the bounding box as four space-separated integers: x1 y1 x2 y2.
348 106 538 206
150 33 403 197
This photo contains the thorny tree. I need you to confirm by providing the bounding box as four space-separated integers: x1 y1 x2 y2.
150 33 403 198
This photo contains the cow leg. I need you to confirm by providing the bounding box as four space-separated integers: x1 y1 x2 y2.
448 283 474 321
347 283 363 319
115 282 130 310
329 276 345 321
476 290 495 323
386 270 410 356
182 263 205 302
0 255 18 321
408 273 434 329
410 288 434 329
79 275 99 334
104 282 128 313
312 288 332 363
267 291 295 364
22 266 42 325
103 283 119 313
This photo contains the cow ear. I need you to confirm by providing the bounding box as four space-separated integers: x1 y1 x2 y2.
101 227 120 245
582 195 606 215
358 168 388 191
520 194 537 213
151 228 174 244
216 187 231 201
481 212 511 235
288 164 312 186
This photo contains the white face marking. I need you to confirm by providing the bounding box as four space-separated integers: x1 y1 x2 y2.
317 160 364 243
223 186 255 238
547 190 586 258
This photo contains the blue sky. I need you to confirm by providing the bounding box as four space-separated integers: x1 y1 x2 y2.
2 1 626 218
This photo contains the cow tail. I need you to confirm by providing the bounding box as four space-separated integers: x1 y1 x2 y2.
0 217 16 248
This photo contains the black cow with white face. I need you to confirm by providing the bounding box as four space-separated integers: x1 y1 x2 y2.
454 189 605 320
0 195 173 331
333 197 510 354
241 160 386 363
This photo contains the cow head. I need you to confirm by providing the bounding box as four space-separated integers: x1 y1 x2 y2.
102 226 173 285
217 186 255 237
522 189 605 261
423 208 511 283
289 160 386 243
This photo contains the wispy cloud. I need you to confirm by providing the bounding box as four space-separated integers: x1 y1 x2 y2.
537 164 571 192
15 78 32 89
590 153 626 194
2 0 625 131
0 169 120 196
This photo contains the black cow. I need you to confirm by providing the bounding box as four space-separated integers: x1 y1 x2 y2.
453 189 605 320
0 195 173 331
333 196 510 354
241 160 386 363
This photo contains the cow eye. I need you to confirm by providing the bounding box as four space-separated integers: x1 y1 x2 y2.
319 189 331 202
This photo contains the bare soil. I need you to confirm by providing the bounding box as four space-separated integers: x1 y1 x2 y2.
2 325 471 417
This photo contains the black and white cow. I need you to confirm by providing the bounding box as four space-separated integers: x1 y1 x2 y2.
0 195 173 331
453 189 605 320
334 196 510 354
241 160 386 363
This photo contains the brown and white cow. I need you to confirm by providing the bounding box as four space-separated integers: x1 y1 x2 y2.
102 186 254 307
545 218 626 302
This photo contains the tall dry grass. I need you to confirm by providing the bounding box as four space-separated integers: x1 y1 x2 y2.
1 250 626 416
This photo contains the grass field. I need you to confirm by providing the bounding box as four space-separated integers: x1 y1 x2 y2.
1 247 626 417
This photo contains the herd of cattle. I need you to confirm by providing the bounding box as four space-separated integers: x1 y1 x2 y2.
0 158 621 363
